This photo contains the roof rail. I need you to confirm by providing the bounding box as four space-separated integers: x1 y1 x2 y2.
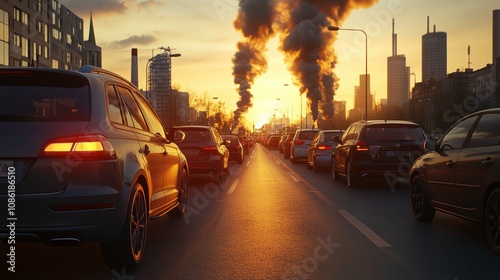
79 65 138 89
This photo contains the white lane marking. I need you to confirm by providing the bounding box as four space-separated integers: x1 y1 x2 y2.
227 178 240 194
287 172 300 182
246 160 251 167
338 209 392 248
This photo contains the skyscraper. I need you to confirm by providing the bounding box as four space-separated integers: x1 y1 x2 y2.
387 19 410 107
422 17 447 82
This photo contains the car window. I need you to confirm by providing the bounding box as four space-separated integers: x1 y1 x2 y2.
439 115 479 150
134 91 166 138
176 129 211 142
341 125 353 143
298 131 318 140
346 125 359 141
363 125 425 141
107 85 125 125
118 86 149 131
324 132 341 143
0 84 89 122
468 113 500 148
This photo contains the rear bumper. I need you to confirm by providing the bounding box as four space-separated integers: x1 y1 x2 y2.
352 160 411 181
0 183 129 244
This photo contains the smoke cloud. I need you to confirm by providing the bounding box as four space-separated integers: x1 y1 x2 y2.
232 0 378 129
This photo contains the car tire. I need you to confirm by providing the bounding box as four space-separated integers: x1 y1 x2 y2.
410 174 435 222
332 157 340 181
346 160 358 188
312 160 320 173
307 160 313 169
171 168 189 217
101 182 148 269
485 188 500 254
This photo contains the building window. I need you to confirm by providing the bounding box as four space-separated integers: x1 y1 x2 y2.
66 34 72 44
52 28 61 41
21 36 28 58
66 52 72 63
14 8 29 25
52 59 58 69
0 9 8 66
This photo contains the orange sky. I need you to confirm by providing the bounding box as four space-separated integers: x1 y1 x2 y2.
66 0 499 129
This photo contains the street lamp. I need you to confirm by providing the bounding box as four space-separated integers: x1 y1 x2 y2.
328 26 368 121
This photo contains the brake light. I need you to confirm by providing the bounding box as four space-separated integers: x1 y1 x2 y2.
317 145 332 151
202 146 217 151
40 135 116 160
294 140 305 145
355 140 369 151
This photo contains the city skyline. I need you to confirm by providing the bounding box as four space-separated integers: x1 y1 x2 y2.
65 0 499 128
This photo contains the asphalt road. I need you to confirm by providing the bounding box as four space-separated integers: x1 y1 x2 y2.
1 144 499 279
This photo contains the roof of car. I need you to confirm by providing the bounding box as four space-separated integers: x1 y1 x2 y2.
358 120 420 126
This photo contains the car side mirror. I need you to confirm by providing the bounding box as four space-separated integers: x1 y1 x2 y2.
424 139 436 152
223 139 230 146
333 135 342 144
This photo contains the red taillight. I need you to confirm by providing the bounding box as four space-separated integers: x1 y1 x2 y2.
294 140 305 145
40 135 116 160
355 140 369 151
202 146 217 151
317 145 332 151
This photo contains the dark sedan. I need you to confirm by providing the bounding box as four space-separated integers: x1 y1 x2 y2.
410 108 500 254
222 135 244 164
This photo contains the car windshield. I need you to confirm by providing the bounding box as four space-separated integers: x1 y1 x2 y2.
0 85 90 122
363 125 424 141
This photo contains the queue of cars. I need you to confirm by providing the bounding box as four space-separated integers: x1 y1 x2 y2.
269 110 500 255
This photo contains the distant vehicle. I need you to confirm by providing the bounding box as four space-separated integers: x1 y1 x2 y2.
171 125 229 182
238 136 250 154
306 130 343 172
283 132 296 159
290 129 319 164
332 120 426 188
222 135 244 164
0 66 189 269
409 108 500 254
267 135 281 150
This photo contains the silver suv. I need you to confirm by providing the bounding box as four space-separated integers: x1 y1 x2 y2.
290 129 319 164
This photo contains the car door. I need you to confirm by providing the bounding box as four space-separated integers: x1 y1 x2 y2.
308 133 320 165
117 86 167 212
426 115 479 208
335 124 354 174
455 113 500 216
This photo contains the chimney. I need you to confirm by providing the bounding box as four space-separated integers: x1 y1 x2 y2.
131 48 138 87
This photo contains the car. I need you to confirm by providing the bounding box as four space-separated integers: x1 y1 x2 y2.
171 125 229 182
279 135 287 153
332 120 426 188
306 130 343 172
222 135 244 164
283 132 296 159
409 108 500 254
0 66 189 269
290 129 319 164
267 135 281 150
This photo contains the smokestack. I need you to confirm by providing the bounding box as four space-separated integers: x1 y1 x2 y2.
427 16 429 34
494 10 500 64
131 48 138 87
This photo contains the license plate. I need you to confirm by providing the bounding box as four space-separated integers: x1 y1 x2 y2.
0 161 14 177
385 151 411 157
182 149 199 155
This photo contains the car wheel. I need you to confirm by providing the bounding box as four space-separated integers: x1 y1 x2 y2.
485 188 500 254
410 174 435 222
312 159 320 173
171 168 189 217
332 157 340 181
101 182 148 269
346 160 358 188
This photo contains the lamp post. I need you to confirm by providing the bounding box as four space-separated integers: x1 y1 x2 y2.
328 26 368 121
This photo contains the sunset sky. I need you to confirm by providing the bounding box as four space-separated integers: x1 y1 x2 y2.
64 0 499 129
